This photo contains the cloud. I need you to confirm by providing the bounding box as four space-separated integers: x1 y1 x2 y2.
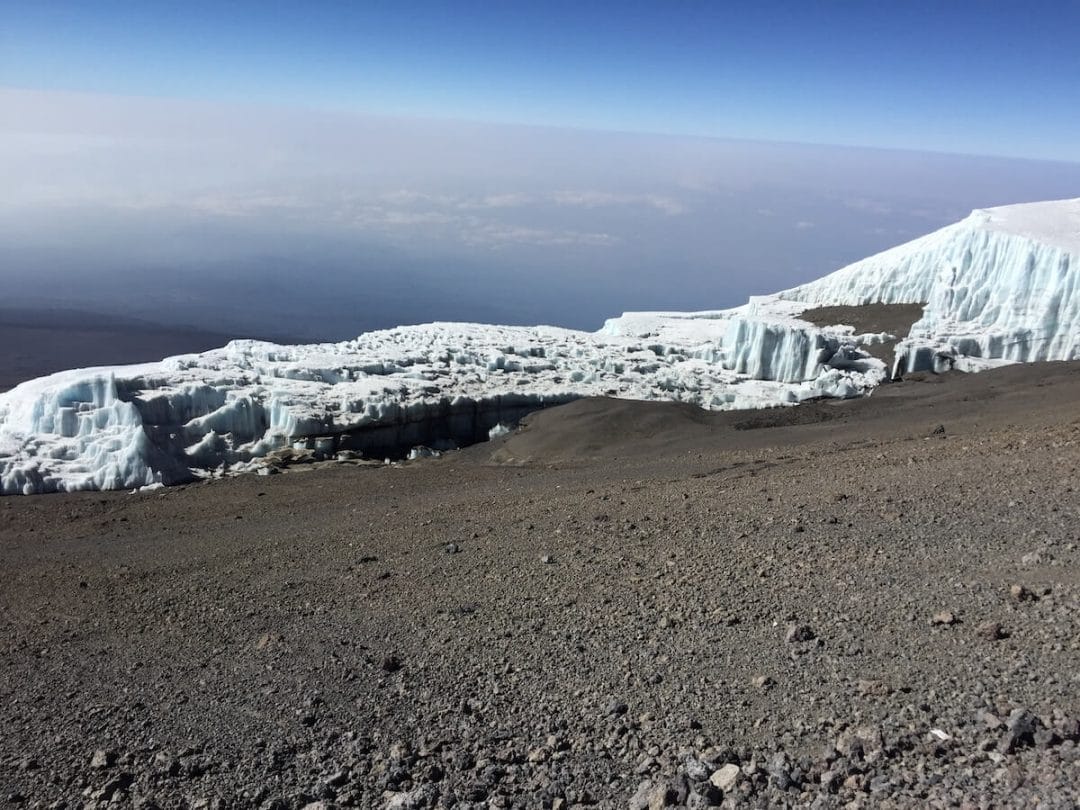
461 222 617 248
464 192 536 209
794 220 815 230
549 190 686 215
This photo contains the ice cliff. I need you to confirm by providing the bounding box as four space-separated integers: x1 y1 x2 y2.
2 198 1078 494
775 198 1080 375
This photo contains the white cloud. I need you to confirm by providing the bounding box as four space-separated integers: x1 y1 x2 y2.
549 190 686 215
460 221 617 248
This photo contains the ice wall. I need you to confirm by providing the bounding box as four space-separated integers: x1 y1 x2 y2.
893 225 1080 373
0 320 886 494
778 199 1080 375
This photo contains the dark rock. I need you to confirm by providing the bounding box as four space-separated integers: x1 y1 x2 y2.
999 708 1042 753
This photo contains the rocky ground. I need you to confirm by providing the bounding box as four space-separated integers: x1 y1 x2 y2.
2 362 1080 808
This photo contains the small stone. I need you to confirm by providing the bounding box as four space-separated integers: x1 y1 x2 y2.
977 621 1006 641
931 424 946 435
977 709 1003 730
836 726 883 759
629 780 654 810
540 554 554 564
869 775 892 794
999 708 1041 753
930 611 957 626
767 752 792 789
751 674 775 690
857 679 892 696
843 774 867 792
605 698 629 716
820 770 841 792
101 773 134 799
1034 728 1060 749
709 763 741 792
90 749 116 769
327 769 350 787
1020 551 1042 567
785 623 815 643
683 755 709 781
1053 713 1080 741
1009 584 1036 602
444 543 459 554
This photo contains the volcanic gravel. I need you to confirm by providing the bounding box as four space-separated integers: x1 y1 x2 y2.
3 362 1080 808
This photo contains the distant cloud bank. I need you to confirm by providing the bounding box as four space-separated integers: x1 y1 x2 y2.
3 88 1080 340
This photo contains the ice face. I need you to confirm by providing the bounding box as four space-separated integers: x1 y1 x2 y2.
2 197 1077 495
776 199 1080 375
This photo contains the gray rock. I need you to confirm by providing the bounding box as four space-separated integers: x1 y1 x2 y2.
90 749 116 769
683 755 709 781
605 698 629 717
785 624 815 643
709 763 741 792
999 708 1041 753
836 726 883 760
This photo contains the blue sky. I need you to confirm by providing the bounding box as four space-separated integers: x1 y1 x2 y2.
4 1 1080 162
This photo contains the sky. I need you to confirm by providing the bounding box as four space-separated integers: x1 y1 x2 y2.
2 3 1080 342
5 1 1080 162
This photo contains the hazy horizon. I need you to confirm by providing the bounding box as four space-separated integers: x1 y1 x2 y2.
4 88 1080 343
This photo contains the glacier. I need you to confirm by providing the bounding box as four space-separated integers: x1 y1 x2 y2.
1 197 1078 495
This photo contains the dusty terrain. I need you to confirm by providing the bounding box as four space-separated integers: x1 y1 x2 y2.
2 363 1080 808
